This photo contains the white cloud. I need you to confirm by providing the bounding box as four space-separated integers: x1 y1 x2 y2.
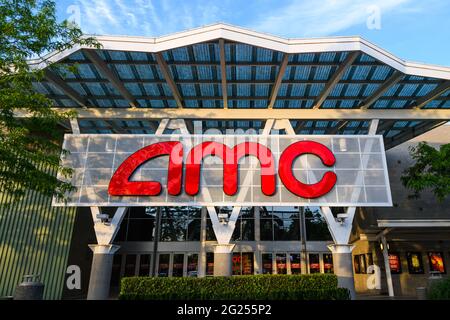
74 0 231 36
73 0 422 38
78 0 120 34
250 0 413 37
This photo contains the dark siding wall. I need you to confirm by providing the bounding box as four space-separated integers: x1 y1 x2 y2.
0 189 76 299
61 207 96 300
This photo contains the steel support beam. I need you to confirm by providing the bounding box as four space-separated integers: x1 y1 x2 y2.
219 39 228 109
44 69 90 108
411 80 450 109
359 71 403 109
268 53 290 109
46 94 450 102
15 107 450 120
60 78 443 85
105 120 127 133
64 59 386 67
155 52 184 108
83 49 138 108
329 120 349 134
313 52 360 109
384 120 447 150
376 120 396 134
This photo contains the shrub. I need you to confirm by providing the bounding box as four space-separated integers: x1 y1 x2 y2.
427 277 450 300
119 274 350 300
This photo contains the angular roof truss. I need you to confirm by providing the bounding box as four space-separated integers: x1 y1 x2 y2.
23 23 450 148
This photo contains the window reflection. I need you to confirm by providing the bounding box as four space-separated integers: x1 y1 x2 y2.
305 208 332 241
115 207 155 242
160 207 201 242
232 252 254 275
116 206 332 243
231 207 255 241
206 218 217 241
260 207 301 241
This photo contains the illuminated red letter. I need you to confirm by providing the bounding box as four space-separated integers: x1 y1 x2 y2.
185 141 276 196
108 141 183 196
278 141 337 198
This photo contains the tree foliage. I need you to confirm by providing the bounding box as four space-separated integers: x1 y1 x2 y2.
401 141 450 202
0 0 98 201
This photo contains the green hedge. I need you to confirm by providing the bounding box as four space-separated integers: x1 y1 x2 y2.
119 274 350 300
427 277 450 300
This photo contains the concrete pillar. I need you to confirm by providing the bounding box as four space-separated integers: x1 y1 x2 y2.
213 244 235 276
87 244 120 300
328 244 356 300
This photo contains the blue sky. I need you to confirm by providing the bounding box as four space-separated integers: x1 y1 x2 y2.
56 0 450 67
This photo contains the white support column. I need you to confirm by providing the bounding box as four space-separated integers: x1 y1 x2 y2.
262 119 295 135
87 207 127 300
70 118 80 134
327 243 355 298
381 234 394 297
87 244 120 300
321 206 357 299
207 206 241 245
213 244 236 276
368 119 380 135
155 118 191 135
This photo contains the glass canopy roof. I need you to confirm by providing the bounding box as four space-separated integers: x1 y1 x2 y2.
30 29 450 149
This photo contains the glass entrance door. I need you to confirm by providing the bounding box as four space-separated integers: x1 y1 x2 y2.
187 253 198 277
139 254 151 276
172 254 184 277
158 254 170 277
289 253 301 274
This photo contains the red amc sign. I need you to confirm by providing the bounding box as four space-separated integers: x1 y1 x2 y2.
54 134 391 207
108 140 337 199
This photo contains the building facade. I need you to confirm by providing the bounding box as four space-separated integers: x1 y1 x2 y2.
351 124 450 297
2 24 450 299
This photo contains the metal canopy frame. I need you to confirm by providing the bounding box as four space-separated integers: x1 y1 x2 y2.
22 23 450 149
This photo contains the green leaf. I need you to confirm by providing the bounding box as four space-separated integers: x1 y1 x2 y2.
401 142 450 202
0 0 99 202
